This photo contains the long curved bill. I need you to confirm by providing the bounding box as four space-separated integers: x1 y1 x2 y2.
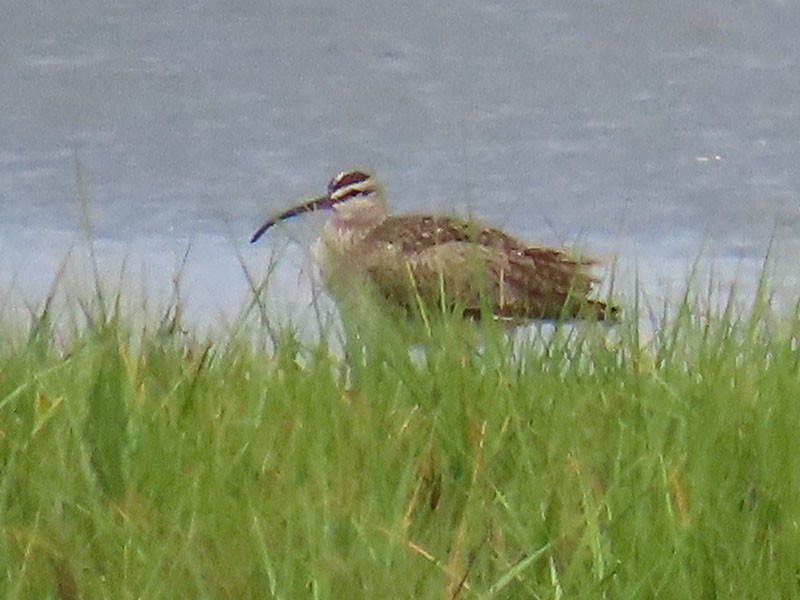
250 194 334 243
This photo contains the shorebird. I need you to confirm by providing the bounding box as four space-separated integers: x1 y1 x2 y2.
251 170 617 324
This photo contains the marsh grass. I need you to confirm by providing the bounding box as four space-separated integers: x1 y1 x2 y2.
1 250 800 599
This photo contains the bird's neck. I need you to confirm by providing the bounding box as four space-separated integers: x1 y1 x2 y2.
326 193 388 240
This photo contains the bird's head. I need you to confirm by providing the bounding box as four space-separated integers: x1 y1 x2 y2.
250 169 386 243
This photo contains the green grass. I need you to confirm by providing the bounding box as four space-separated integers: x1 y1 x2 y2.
2 269 800 599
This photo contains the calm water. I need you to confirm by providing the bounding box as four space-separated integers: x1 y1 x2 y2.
2 0 799 326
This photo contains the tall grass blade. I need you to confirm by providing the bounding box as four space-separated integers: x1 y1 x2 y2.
82 339 128 501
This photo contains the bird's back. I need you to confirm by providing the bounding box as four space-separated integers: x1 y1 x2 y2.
349 213 614 321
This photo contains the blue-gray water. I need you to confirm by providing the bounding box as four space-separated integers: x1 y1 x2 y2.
2 1 799 327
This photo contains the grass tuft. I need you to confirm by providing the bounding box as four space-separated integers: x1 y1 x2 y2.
1 259 800 599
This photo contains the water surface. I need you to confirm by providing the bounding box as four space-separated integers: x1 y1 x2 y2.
2 0 798 327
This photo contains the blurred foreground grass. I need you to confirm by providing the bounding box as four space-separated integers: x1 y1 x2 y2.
1 270 800 599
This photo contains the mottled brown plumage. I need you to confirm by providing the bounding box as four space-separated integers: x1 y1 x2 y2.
251 170 617 323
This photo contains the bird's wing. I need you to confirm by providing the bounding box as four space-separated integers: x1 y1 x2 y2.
362 237 603 320
360 213 611 320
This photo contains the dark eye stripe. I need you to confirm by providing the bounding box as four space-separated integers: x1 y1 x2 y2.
330 186 371 203
329 170 371 194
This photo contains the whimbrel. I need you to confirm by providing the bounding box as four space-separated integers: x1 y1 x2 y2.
251 170 617 324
